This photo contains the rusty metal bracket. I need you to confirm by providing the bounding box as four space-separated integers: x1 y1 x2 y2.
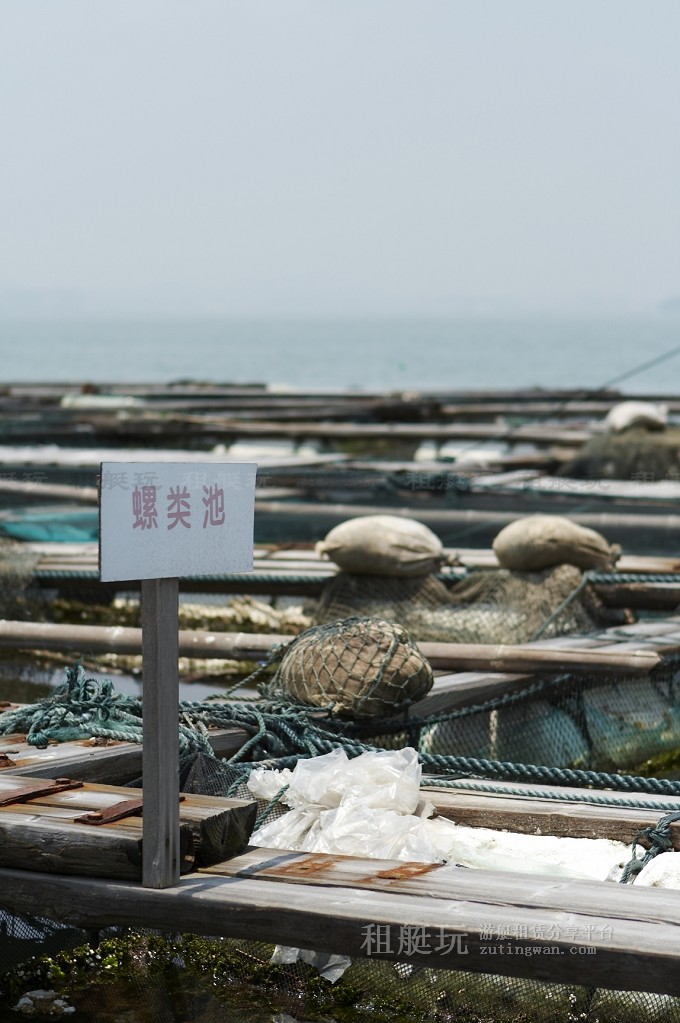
0 777 84 806
76 795 185 826
0 752 16 769
75 798 144 825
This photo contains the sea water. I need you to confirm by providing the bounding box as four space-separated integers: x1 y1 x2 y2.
0 315 678 393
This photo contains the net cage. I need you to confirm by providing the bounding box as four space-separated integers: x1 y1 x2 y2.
254 651 680 779
3 920 680 1023
2 584 680 1021
0 537 43 620
4 655 680 1021
409 661 680 777
311 565 632 645
561 425 680 481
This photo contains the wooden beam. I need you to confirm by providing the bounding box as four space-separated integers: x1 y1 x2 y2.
0 727 248 784
0 809 194 880
0 618 670 673
0 775 257 867
2 861 680 995
424 787 680 848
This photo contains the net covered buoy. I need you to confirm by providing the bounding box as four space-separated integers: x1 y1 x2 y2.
263 616 434 718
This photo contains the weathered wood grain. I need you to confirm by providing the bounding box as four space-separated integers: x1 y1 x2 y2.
425 788 680 847
0 619 670 674
0 810 194 880
0 775 257 866
0 727 247 784
2 862 680 995
141 577 181 888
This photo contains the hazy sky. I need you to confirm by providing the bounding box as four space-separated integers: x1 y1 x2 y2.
1 1 679 317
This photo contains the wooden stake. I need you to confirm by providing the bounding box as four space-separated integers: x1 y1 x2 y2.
141 577 180 889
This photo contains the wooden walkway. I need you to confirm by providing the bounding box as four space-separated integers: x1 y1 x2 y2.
2 844 680 995
3 624 680 994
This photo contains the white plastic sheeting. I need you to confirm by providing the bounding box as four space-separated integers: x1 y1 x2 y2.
248 747 631 883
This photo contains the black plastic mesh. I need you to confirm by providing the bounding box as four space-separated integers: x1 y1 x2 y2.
1 927 680 1023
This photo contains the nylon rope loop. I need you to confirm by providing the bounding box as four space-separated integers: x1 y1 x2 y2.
620 810 680 883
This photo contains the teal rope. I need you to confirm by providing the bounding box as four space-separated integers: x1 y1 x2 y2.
422 778 680 813
0 663 144 749
619 810 680 883
255 784 291 828
418 751 680 796
7 663 680 809
589 572 680 585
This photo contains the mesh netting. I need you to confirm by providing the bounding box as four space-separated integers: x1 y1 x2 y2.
0 537 43 619
2 924 680 1022
260 615 434 718
413 663 680 775
313 565 630 644
561 425 680 480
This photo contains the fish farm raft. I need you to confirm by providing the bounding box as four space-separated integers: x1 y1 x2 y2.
1 381 680 1022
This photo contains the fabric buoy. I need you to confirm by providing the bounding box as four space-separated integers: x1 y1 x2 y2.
604 401 667 434
315 514 446 577
492 514 619 572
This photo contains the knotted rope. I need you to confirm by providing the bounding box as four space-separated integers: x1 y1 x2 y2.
619 810 680 883
5 662 680 809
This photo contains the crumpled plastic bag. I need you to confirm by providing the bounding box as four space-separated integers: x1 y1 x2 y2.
248 746 630 880
246 746 638 978
270 946 351 983
248 746 433 857
249 745 421 814
247 746 433 980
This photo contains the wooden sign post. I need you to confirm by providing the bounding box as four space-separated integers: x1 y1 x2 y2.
99 461 256 888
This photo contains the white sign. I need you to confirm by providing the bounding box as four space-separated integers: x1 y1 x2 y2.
99 461 256 581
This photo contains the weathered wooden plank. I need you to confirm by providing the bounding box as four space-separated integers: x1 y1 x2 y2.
419 641 665 674
1 859 678 994
0 727 247 784
163 416 594 446
421 778 680 810
0 776 257 866
28 539 680 576
410 672 532 716
425 788 680 847
0 810 195 880
0 619 670 674
0 619 291 659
